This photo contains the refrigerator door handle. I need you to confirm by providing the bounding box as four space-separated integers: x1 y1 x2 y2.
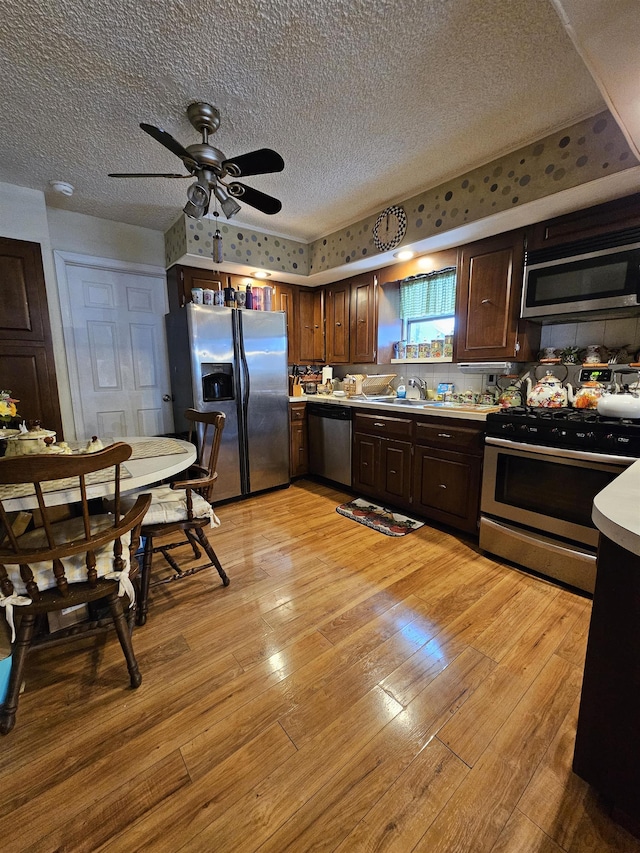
237 312 251 411
235 309 251 494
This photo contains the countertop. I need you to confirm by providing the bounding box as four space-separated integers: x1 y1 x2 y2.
288 393 500 422
592 458 640 557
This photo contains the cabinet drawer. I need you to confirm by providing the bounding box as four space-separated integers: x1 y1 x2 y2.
353 412 413 440
289 403 307 422
415 421 483 454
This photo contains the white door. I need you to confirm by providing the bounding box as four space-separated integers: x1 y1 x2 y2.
56 252 174 439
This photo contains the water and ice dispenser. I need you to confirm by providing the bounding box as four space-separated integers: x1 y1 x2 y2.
201 363 234 402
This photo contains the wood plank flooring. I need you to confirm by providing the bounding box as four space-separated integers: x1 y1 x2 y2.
1 479 639 852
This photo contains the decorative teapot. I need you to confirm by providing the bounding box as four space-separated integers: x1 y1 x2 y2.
495 374 524 408
569 380 607 410
4 420 57 456
525 364 569 408
597 369 640 419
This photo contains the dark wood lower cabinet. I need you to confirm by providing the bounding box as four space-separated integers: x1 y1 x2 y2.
353 432 412 506
352 409 483 534
380 439 412 504
353 433 377 493
412 446 481 533
353 412 413 507
289 402 308 478
573 535 640 838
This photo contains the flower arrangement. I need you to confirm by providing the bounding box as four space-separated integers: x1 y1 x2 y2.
0 391 19 424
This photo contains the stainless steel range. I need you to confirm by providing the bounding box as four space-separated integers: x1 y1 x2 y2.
479 406 640 594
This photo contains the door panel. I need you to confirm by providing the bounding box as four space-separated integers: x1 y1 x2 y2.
353 434 378 493
0 238 62 436
60 259 172 439
380 440 412 503
240 310 289 493
184 305 242 502
326 283 350 363
350 275 377 363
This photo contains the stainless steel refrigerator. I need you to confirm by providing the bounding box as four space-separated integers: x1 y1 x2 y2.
165 303 290 501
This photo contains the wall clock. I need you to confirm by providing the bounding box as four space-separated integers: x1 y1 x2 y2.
372 205 407 251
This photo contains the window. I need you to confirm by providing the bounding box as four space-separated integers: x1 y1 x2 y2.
399 266 456 343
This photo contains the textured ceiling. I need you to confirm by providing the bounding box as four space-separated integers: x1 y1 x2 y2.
0 0 609 242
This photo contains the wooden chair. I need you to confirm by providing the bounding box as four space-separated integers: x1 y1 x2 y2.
0 443 151 734
135 410 230 626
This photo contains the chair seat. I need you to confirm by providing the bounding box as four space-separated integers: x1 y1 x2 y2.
133 411 229 627
1 514 133 599
120 485 220 528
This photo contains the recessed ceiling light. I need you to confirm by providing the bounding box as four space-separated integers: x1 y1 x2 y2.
394 249 414 261
48 180 74 196
253 271 271 279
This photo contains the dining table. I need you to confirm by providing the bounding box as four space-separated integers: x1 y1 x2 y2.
0 436 197 513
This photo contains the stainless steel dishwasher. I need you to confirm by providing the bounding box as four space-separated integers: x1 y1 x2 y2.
307 402 352 486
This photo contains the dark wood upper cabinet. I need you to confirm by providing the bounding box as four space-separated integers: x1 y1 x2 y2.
454 230 539 362
298 287 325 363
350 274 377 363
272 283 298 365
325 282 350 363
528 191 640 251
166 265 223 311
0 237 63 436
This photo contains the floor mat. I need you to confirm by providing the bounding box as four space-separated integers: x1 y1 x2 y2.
336 498 424 536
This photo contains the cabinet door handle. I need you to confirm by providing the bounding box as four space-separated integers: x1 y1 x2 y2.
373 422 385 427
390 469 397 475
439 484 447 489
336 322 342 326
438 432 452 438
481 298 492 304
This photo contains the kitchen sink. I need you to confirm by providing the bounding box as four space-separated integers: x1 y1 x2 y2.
387 399 500 412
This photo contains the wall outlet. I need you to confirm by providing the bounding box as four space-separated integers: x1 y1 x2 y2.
488 374 497 384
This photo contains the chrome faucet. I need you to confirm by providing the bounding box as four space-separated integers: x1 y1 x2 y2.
408 377 426 399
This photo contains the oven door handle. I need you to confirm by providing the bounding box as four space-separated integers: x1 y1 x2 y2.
485 435 638 466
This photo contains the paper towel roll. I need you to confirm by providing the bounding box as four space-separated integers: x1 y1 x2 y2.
322 366 333 384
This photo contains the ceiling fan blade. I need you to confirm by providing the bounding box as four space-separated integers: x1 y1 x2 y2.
228 182 282 215
108 172 191 178
222 148 284 178
140 123 199 166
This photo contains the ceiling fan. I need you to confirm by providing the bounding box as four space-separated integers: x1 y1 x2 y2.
109 101 284 220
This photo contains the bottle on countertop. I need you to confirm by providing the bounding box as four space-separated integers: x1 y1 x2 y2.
245 284 253 309
396 376 406 399
224 278 235 307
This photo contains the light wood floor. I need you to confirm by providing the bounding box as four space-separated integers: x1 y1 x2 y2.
2 479 639 853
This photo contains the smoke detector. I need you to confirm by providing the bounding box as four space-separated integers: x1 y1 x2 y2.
48 180 74 196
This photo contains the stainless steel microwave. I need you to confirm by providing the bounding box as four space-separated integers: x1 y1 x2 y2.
521 227 640 322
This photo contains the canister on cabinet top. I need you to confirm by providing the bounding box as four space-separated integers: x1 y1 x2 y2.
430 339 443 358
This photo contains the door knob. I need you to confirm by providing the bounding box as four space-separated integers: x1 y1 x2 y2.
162 394 173 402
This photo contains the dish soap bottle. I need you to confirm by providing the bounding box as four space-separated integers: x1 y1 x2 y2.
396 377 406 399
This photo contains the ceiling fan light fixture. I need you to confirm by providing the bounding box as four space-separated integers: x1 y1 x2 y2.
184 178 210 219
213 184 241 219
